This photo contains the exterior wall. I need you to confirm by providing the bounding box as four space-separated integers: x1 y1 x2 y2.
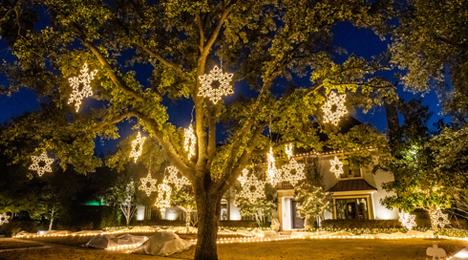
372 168 399 219
274 153 398 230
315 154 398 221
141 153 398 228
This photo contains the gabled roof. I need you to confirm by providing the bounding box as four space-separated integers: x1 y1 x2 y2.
327 179 377 192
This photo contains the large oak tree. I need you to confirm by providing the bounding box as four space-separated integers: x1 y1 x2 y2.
0 0 394 259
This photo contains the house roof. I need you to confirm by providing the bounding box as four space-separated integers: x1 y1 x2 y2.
327 179 377 192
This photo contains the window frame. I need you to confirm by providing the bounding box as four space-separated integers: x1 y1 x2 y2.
338 159 363 180
332 194 374 220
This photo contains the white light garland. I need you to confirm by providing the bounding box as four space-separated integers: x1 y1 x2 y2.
398 212 417 230
285 144 293 160
184 124 196 160
329 156 344 178
154 179 172 209
0 213 10 226
130 132 146 163
29 151 54 177
238 172 266 204
164 166 191 190
282 158 306 186
68 63 98 112
266 147 281 186
430 208 450 229
198 66 234 104
138 170 158 196
322 92 348 126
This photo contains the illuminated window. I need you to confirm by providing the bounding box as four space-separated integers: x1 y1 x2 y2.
335 198 369 220
340 160 362 179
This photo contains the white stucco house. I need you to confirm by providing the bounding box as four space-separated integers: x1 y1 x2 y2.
138 117 399 230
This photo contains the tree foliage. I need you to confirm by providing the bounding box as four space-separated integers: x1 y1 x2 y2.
379 100 457 213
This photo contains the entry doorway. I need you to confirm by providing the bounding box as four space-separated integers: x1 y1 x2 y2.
291 200 305 229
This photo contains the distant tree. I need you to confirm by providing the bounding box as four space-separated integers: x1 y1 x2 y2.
379 100 459 229
105 179 138 226
171 188 197 232
235 197 275 228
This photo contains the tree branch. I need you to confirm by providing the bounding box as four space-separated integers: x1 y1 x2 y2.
217 122 267 193
129 111 196 179
140 45 187 78
202 1 237 55
70 23 146 103
196 13 205 52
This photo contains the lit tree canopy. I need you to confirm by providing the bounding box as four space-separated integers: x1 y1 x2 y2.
379 100 457 212
390 0 468 121
0 1 396 259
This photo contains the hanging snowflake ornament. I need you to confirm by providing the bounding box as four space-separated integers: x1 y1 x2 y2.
329 156 344 178
154 179 172 209
266 147 282 186
322 91 348 126
399 212 417 230
238 172 266 204
184 124 196 160
430 208 450 229
198 66 234 104
130 132 146 163
138 170 158 196
165 166 191 190
0 213 10 226
282 158 306 186
29 151 54 177
68 63 98 112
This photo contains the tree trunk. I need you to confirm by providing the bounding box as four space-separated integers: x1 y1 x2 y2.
126 207 131 226
49 206 55 231
186 210 191 233
194 194 222 260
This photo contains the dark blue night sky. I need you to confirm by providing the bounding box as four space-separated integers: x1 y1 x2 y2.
0 20 444 155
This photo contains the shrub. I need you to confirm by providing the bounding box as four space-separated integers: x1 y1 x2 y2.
321 219 402 229
0 220 40 237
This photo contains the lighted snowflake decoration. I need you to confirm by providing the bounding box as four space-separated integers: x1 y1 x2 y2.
184 124 196 160
29 151 54 177
154 180 172 209
238 172 266 204
138 170 158 196
285 144 293 160
198 66 234 104
0 213 10 226
130 132 146 163
329 156 344 178
322 91 348 126
399 212 417 230
68 63 98 112
430 208 450 229
282 158 306 186
165 166 191 190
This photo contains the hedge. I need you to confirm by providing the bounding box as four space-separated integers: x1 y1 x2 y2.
321 219 402 229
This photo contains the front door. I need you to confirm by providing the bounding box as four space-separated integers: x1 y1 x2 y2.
291 200 305 229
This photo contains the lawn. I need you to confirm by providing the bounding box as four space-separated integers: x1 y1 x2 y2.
1 235 467 259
